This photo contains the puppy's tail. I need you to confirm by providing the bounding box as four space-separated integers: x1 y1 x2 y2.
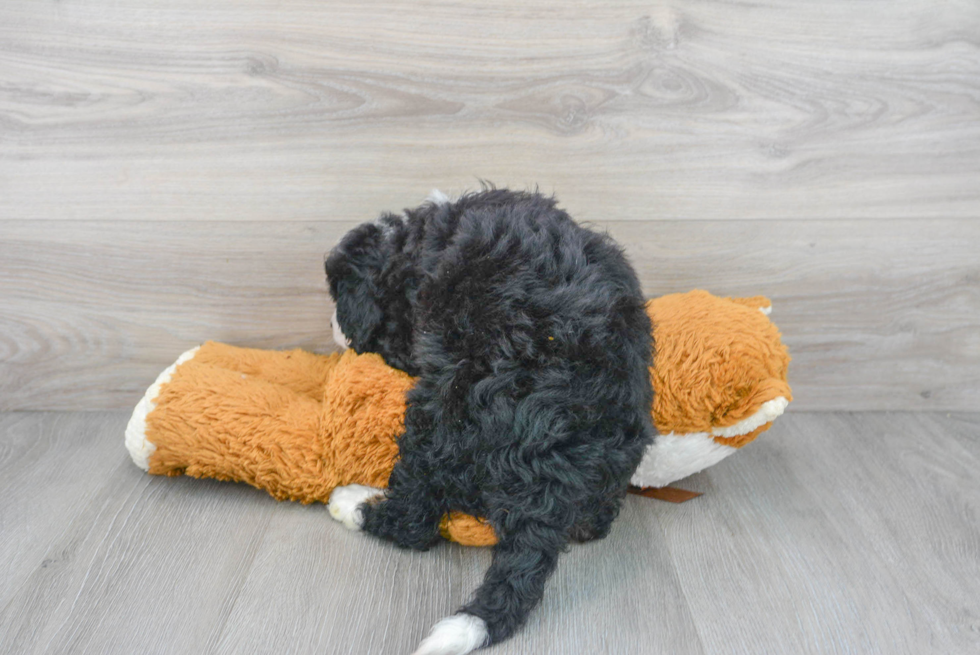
410 614 489 655
411 520 565 654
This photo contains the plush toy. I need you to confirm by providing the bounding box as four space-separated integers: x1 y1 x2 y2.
125 289 791 546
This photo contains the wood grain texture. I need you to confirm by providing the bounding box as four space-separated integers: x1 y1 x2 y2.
0 413 133 606
2 411 977 654
1 0 978 222
0 417 281 654
2 218 978 412
658 411 980 655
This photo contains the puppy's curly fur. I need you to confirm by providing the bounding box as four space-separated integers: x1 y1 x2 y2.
325 188 654 651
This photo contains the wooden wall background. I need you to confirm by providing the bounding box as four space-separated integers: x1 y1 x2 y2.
1 0 978 412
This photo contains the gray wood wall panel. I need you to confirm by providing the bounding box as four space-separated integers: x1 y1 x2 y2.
1 0 979 412
1 0 978 222
2 411 977 654
2 219 978 412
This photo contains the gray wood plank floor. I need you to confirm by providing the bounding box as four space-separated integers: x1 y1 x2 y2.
2 411 977 654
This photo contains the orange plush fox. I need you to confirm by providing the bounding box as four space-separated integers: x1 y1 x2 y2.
126 290 791 546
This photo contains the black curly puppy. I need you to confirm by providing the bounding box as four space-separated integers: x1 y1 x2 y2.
325 188 654 655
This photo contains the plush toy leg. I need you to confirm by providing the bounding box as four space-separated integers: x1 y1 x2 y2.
126 349 344 504
440 512 497 546
191 341 342 401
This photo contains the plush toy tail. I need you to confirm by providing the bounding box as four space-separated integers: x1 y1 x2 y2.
124 344 343 503
125 346 201 471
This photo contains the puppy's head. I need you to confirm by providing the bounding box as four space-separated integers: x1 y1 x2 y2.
325 215 415 372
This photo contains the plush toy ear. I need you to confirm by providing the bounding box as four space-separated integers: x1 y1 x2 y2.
729 295 772 315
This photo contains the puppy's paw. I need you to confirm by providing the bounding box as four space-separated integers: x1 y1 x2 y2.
328 484 383 531
411 613 488 655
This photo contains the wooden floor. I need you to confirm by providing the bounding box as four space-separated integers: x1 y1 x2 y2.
1 410 977 654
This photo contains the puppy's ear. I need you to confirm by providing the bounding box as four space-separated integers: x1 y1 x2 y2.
332 279 384 350
325 223 386 351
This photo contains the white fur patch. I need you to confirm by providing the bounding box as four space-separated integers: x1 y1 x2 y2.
631 432 735 489
411 614 488 655
124 346 200 471
427 189 451 205
328 484 384 530
631 396 789 487
331 307 350 349
759 304 772 315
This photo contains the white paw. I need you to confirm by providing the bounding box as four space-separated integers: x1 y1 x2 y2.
328 484 383 531
411 614 488 655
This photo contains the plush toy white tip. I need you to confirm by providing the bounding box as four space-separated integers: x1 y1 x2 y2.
328 484 384 531
427 189 451 206
710 397 789 439
124 346 200 471
411 614 488 655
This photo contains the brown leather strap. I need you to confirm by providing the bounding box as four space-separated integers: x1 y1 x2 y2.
628 485 702 503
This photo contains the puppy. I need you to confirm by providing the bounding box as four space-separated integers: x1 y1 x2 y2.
325 188 654 654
